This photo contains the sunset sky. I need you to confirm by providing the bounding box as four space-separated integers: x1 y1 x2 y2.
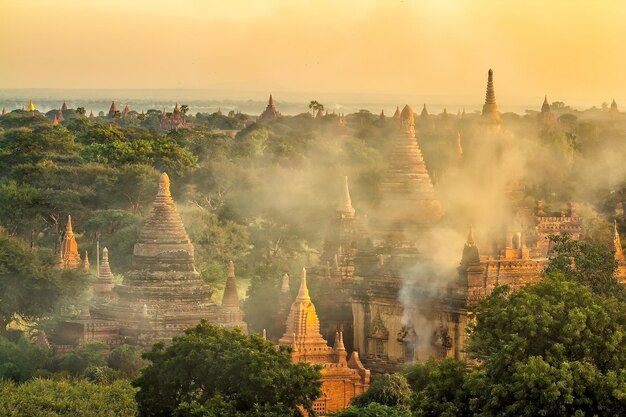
2 0 626 106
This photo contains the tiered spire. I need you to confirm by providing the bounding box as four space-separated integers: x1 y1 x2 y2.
610 99 619 114
420 104 429 118
339 176 356 218
93 247 115 298
461 225 480 265
123 104 130 117
259 94 281 121
377 104 442 229
59 215 82 269
541 96 550 113
27 100 36 112
482 69 500 123
392 106 401 119
278 268 332 362
57 108 64 122
108 101 117 118
221 261 240 307
61 100 68 111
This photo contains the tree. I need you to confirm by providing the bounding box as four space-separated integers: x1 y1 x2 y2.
76 107 86 116
133 321 322 417
465 275 626 416
308 100 324 114
334 402 412 417
351 373 412 411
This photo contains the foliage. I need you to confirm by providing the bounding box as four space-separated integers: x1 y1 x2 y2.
0 378 137 417
333 402 412 417
133 321 322 417
351 373 413 411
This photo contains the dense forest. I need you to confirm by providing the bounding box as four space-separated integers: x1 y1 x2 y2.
1 101 626 415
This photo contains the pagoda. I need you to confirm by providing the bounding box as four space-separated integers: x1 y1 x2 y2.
392 106 401 119
59 215 82 269
538 95 555 123
610 99 619 115
218 261 247 332
93 247 115 299
482 69 500 124
259 94 281 121
27 100 36 112
278 268 370 414
108 101 117 118
375 104 443 237
61 101 68 111
93 173 218 342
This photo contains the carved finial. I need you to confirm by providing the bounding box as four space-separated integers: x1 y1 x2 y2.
158 172 171 197
338 331 346 351
66 215 74 233
296 267 310 301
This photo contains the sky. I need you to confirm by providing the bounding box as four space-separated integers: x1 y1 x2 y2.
2 0 626 107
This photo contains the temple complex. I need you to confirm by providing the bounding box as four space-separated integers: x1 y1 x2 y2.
482 69 500 124
258 94 281 121
160 103 186 130
279 268 370 415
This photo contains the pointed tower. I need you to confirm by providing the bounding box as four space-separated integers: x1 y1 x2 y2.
379 109 385 121
610 99 619 114
281 272 290 293
222 261 239 307
420 103 429 119
57 108 64 122
279 268 333 362
123 104 130 117
376 105 443 234
93 247 115 299
541 96 550 113
27 100 36 112
93 173 218 342
52 115 59 126
61 100 68 111
392 106 401 119
59 215 82 269
108 101 117 118
83 251 90 271
89 111 95 119
482 69 500 123
219 261 247 332
259 94 281 121
340 176 356 219
458 225 485 306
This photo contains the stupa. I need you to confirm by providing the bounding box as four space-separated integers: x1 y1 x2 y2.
59 215 82 269
218 261 247 332
482 69 500 124
93 173 218 342
259 94 281 121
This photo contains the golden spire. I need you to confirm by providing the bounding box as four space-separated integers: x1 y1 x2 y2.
221 260 240 307
482 69 500 122
541 95 550 113
66 214 74 234
27 100 36 112
53 115 59 126
340 176 356 217
59 215 81 269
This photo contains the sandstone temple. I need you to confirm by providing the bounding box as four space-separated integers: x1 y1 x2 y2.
53 173 246 348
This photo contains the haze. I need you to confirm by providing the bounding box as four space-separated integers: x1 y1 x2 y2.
2 0 626 108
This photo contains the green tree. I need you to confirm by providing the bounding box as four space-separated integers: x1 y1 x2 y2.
351 373 412 411
133 321 322 417
333 402 412 417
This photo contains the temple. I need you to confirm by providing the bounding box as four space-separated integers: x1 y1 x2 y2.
58 215 82 269
482 69 500 124
538 95 555 123
108 101 117 118
160 103 186 130
61 101 68 111
259 94 281 121
279 268 370 415
53 173 244 348
610 99 619 115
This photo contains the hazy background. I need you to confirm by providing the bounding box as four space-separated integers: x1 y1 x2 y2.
2 0 626 112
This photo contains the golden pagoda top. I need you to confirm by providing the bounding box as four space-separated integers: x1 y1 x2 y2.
27 100 36 112
59 215 82 269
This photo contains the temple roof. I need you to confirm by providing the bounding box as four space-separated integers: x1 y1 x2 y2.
482 69 500 122
392 106 401 119
541 96 550 113
278 268 330 356
259 94 281 120
27 100 36 112
60 215 81 269
377 104 443 228
420 104 429 118
57 108 64 122
221 261 240 307
108 101 117 117
98 248 115 283
61 100 68 111
339 176 356 218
